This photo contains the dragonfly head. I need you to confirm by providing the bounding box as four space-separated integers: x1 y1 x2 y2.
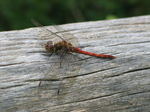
44 41 54 52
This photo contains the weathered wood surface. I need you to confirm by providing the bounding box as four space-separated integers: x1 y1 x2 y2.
0 15 150 112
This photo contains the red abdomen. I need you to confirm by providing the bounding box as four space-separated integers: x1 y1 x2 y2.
72 47 116 59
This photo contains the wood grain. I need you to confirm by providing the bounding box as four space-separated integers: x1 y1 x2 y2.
0 15 150 112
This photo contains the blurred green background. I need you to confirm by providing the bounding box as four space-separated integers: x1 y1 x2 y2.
0 0 150 31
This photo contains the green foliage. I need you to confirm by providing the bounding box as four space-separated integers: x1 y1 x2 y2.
0 0 150 31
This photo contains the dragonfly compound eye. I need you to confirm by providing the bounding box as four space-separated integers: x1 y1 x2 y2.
45 41 54 52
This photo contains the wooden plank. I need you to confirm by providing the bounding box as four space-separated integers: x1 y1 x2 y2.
0 15 150 112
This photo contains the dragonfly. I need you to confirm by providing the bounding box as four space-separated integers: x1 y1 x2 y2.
32 19 116 94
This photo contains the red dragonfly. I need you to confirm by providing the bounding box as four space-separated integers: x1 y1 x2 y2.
45 40 116 59
32 19 116 94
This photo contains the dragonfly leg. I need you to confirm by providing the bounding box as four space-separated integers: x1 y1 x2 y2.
38 81 42 86
57 78 63 95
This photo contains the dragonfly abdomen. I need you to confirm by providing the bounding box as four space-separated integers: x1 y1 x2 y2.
73 47 116 59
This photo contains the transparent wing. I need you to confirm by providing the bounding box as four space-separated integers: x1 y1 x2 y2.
40 52 82 94
32 19 80 47
31 19 64 43
53 25 80 47
57 52 82 94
